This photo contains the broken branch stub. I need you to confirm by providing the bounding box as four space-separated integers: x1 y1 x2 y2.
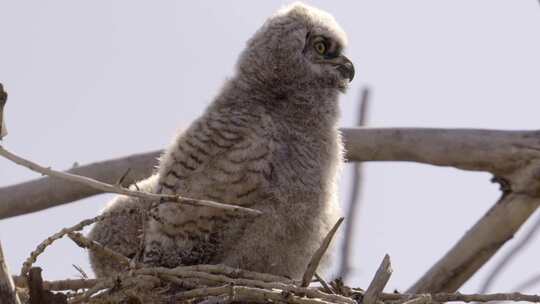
0 83 7 140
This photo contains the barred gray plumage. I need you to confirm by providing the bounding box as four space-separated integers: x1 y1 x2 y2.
88 2 354 279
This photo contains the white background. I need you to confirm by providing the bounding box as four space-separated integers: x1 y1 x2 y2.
1 0 540 293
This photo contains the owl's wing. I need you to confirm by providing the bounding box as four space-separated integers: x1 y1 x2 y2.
156 108 274 208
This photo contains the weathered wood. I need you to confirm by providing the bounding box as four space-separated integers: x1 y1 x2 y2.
0 240 21 304
363 254 392 304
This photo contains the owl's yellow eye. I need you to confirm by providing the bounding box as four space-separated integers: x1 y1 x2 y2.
314 41 327 55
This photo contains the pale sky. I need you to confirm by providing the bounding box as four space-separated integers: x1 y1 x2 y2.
1 0 540 294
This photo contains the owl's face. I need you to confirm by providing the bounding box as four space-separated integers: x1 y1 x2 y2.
239 2 354 94
302 30 354 91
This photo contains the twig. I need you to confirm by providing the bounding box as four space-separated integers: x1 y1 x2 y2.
136 266 355 304
301 217 344 287
0 144 262 216
0 150 161 219
179 264 294 284
380 291 540 303
67 232 132 268
478 210 540 293
230 285 338 304
0 83 7 140
173 285 231 300
0 240 21 304
20 207 142 277
512 273 540 292
339 86 370 279
400 295 432 304
71 265 88 280
315 272 335 294
363 254 393 304
68 277 115 304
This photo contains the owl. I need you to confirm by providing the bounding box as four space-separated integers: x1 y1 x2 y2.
88 2 354 279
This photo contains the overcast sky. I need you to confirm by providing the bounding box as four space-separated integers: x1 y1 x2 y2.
1 0 540 294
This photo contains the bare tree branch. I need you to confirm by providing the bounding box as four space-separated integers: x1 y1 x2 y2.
380 291 540 303
0 150 161 219
408 193 539 293
338 86 370 279
479 210 540 293
0 240 21 304
0 145 261 216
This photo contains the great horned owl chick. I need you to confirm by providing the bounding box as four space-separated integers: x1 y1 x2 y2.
88 2 354 279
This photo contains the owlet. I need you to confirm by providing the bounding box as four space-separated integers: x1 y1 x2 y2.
88 2 354 279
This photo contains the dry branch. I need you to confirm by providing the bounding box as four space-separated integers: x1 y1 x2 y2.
0 145 261 216
380 291 540 303
407 193 539 293
0 150 161 219
66 232 131 268
0 240 21 304
301 217 344 287
363 254 392 304
478 210 540 293
0 151 161 219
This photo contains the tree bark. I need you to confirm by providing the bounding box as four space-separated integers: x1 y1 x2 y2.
0 240 21 304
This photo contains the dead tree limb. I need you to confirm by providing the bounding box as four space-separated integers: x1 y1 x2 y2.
479 210 540 293
407 193 539 293
0 240 21 304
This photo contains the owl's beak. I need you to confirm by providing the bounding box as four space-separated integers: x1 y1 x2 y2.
335 55 355 82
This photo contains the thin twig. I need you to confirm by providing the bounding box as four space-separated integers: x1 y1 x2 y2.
67 232 132 268
400 295 432 304
479 210 540 293
339 86 370 279
301 217 345 287
230 285 338 304
363 254 393 304
380 291 540 303
315 272 335 294
0 144 262 216
20 207 142 277
136 266 355 304
512 273 540 292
